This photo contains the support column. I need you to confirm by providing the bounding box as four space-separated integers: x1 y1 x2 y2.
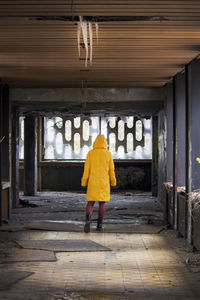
11 108 19 208
157 109 166 207
166 83 173 182
176 72 186 235
24 116 37 196
187 59 200 248
185 63 192 244
0 83 10 222
176 72 186 188
165 83 174 225
0 84 2 224
173 77 178 230
152 116 158 196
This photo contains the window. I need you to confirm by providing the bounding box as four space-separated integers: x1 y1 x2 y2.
18 116 152 160
43 116 152 160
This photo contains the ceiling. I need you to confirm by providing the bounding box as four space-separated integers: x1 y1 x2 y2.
0 1 200 88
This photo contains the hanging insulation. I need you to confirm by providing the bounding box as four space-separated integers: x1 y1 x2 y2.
77 21 81 57
77 17 99 67
95 23 99 43
89 22 93 65
81 20 88 67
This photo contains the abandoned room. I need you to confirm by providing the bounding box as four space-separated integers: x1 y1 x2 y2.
1 1 200 299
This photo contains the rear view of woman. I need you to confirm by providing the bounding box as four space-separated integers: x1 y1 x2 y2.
81 134 117 233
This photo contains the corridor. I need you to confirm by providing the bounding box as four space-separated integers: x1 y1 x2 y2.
1 1 200 299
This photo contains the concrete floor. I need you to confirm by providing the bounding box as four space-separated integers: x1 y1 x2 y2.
0 192 200 299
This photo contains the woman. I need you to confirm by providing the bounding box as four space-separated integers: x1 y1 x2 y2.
81 134 117 233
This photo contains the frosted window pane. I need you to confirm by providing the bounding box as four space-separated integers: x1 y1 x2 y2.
144 133 152 155
118 120 124 141
65 120 71 141
55 117 63 128
101 118 107 138
47 120 55 142
82 145 89 158
19 117 25 159
21 119 24 141
127 133 133 153
127 117 133 128
83 120 89 141
109 117 116 128
144 118 151 129
92 133 98 146
109 133 115 153
91 117 98 129
136 120 142 141
46 145 54 159
74 117 80 128
135 145 142 159
55 133 63 154
64 145 72 159
19 145 24 160
117 146 125 159
74 133 80 153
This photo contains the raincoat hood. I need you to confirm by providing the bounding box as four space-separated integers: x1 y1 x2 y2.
93 134 107 149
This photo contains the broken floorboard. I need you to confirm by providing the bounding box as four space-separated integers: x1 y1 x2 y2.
0 248 56 263
25 221 164 234
17 239 111 252
0 270 34 290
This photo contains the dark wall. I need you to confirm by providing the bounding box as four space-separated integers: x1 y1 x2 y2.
42 162 152 191
20 161 151 191
166 83 173 182
176 72 186 186
41 165 84 191
191 59 200 190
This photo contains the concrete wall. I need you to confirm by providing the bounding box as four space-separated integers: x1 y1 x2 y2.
10 88 164 117
10 87 164 103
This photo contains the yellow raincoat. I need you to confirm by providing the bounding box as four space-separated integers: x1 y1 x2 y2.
81 134 116 202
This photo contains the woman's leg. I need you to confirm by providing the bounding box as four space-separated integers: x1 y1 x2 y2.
97 202 106 231
84 201 95 233
98 202 106 219
86 201 95 217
